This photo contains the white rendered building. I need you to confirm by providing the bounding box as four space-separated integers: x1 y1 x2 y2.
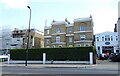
0 29 24 50
118 2 120 52
95 32 119 58
0 29 12 50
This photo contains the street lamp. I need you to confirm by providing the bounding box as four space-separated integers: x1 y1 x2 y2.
25 6 31 66
6 42 8 54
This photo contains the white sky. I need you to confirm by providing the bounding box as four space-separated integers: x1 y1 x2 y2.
0 0 119 34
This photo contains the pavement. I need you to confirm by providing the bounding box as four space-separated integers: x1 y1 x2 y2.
1 63 96 68
0 60 119 70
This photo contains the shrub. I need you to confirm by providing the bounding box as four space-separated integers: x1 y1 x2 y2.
10 47 94 61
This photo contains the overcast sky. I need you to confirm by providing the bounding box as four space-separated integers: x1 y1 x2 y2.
0 0 119 34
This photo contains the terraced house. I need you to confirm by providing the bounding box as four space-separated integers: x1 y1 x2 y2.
44 16 94 48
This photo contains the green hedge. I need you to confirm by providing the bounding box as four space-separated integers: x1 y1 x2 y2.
10 47 94 61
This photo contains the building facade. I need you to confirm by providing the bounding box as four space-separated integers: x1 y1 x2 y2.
44 16 94 48
0 29 12 50
12 28 44 49
118 1 120 52
95 32 119 58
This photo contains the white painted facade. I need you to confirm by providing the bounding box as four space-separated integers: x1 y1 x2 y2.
0 29 12 50
0 29 24 50
118 2 120 52
10 38 23 49
95 32 119 58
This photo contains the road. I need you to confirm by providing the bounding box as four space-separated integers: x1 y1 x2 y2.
1 66 119 76
0 60 120 76
1 65 119 74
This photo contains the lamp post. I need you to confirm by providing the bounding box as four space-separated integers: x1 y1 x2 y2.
6 42 8 54
25 6 31 66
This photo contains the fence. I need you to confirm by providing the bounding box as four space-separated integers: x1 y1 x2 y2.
42 52 94 64
0 54 10 64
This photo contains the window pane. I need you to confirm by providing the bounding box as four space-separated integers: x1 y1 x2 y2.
46 39 50 44
80 26 87 31
102 37 104 41
69 45 73 47
76 44 81 47
105 35 110 41
53 45 55 48
56 36 60 42
84 44 90 46
56 28 61 33
96 37 99 41
69 27 72 32
69 37 72 42
58 45 62 48
46 46 50 48
111 36 113 41
80 35 86 40
116 36 118 41
47 30 50 34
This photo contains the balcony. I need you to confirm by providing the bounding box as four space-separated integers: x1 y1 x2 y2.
52 42 66 44
66 34 74 36
52 32 66 35
74 40 93 43
74 30 93 34
44 36 52 38
12 31 25 35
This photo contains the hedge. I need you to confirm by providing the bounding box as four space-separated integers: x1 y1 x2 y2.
10 47 95 61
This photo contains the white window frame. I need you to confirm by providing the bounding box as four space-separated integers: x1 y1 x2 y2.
102 37 104 41
69 37 72 42
76 44 81 47
111 36 113 41
47 30 50 34
69 45 73 47
84 44 90 47
56 36 60 42
46 46 50 48
53 45 55 48
46 39 50 44
96 37 99 41
69 27 72 32
58 45 62 48
80 35 86 40
105 35 110 41
116 36 118 41
56 27 61 33
80 26 87 31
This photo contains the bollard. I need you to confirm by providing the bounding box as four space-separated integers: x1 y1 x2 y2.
43 53 46 64
7 54 10 64
89 52 93 64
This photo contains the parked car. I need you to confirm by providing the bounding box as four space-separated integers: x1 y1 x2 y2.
108 53 120 62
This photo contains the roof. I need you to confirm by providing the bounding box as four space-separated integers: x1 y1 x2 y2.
51 21 68 25
95 31 118 36
66 24 73 27
73 17 92 22
44 26 51 29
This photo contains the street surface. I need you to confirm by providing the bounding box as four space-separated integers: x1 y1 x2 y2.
0 60 120 76
1 66 118 74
